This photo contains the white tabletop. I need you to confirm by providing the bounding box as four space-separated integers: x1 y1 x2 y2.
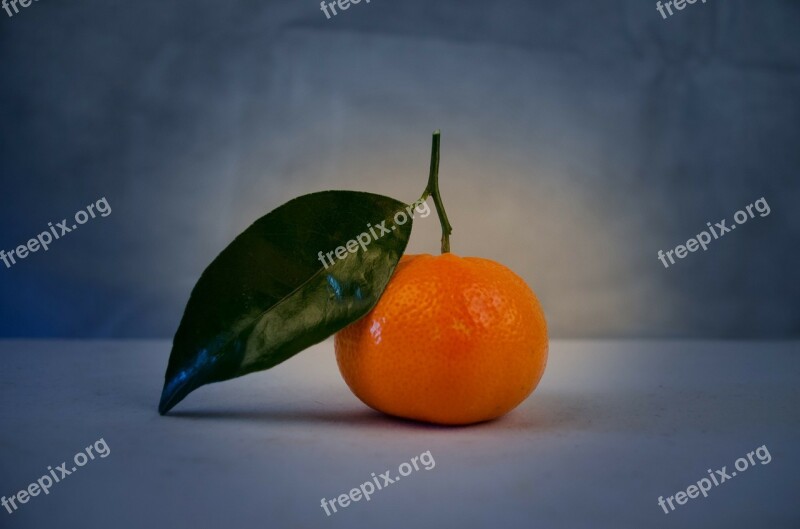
1 339 798 529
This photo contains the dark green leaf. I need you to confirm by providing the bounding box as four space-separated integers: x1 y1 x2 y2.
159 191 413 414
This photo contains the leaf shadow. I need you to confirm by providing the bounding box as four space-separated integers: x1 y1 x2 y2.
164 396 587 432
167 405 455 430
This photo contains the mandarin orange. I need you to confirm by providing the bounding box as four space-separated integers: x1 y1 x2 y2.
334 252 548 425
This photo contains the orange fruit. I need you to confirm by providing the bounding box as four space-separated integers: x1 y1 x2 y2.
334 253 548 425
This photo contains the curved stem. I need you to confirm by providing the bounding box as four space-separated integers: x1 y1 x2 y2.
418 130 453 254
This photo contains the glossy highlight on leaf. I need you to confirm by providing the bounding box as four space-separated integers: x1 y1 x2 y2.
158 191 413 414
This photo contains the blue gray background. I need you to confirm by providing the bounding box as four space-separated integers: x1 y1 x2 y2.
1 0 798 338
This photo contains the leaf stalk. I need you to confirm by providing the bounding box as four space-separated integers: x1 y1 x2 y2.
418 130 452 254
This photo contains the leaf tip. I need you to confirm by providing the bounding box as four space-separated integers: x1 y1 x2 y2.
158 368 194 416
158 386 177 415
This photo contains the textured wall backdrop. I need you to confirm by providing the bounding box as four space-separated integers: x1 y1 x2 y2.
0 0 798 338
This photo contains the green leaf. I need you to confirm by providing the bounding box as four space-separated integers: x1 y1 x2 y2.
158 191 413 414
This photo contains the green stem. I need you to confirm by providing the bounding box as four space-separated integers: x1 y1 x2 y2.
418 130 453 254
